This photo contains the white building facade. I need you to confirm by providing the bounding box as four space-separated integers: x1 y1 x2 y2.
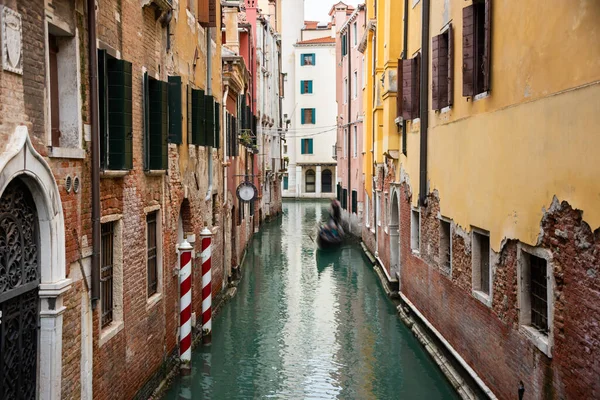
281 38 337 198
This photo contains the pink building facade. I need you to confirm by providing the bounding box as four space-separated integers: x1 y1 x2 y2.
333 3 365 233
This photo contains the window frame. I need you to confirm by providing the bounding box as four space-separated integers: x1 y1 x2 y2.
471 228 492 306
353 22 357 46
145 207 163 305
353 71 358 99
301 53 315 66
517 243 554 357
439 217 452 276
321 169 333 193
352 126 357 158
99 215 124 346
305 169 316 193
301 108 315 125
411 208 420 253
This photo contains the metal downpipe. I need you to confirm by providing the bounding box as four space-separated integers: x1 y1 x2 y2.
419 0 430 207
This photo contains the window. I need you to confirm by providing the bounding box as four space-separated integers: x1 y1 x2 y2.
101 222 114 328
198 0 218 28
472 229 491 299
212 194 219 226
305 169 316 193
518 246 552 356
342 188 348 210
398 54 420 120
353 22 357 46
411 209 420 252
462 1 491 97
301 80 313 94
343 78 348 103
432 27 453 110
376 193 381 226
353 71 358 99
440 219 451 275
352 190 357 214
343 128 348 158
352 126 357 157
144 74 168 170
341 33 348 57
301 138 313 154
168 76 183 144
362 57 366 88
301 53 315 66
301 108 315 124
283 175 289 190
98 50 133 169
147 212 158 297
48 32 84 154
283 144 288 154
321 170 332 193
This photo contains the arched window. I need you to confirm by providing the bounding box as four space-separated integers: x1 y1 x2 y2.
321 169 332 193
305 169 316 193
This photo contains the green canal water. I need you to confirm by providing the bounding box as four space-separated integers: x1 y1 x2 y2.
164 201 458 399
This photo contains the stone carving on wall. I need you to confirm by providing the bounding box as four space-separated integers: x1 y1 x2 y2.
1 6 22 75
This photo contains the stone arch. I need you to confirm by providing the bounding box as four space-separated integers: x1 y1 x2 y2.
0 126 70 399
177 198 193 245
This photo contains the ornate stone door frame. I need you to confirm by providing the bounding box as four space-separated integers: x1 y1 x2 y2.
0 126 71 400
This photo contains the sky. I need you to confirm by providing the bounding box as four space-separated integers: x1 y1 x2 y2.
304 0 360 22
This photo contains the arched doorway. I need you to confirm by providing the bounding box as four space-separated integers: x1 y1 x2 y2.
390 190 400 280
321 169 332 193
305 169 316 193
0 178 40 399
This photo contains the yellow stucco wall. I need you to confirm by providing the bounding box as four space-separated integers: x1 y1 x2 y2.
362 0 375 195
396 0 600 251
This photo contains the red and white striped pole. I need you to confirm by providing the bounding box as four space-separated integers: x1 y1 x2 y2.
200 227 212 344
178 238 193 370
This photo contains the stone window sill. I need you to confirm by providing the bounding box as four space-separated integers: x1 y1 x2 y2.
100 170 129 179
520 325 552 358
441 106 452 114
99 320 124 348
146 293 163 311
49 147 85 159
145 170 167 177
472 290 492 307
473 91 490 102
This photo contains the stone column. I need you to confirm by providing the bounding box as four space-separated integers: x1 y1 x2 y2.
295 165 302 198
316 165 322 197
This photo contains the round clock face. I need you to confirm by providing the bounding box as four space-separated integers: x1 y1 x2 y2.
237 182 257 202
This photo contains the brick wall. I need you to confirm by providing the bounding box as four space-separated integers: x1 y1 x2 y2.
398 182 600 399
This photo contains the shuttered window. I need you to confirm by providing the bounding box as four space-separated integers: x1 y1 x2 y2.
283 175 288 190
301 54 315 66
190 89 206 146
300 138 313 155
462 0 491 97
168 76 182 144
144 74 168 170
198 0 217 27
301 80 313 94
205 95 215 147
400 55 420 120
227 114 239 157
301 108 315 124
342 188 348 210
351 190 358 214
432 26 453 110
342 34 348 57
214 101 220 148
147 212 158 297
99 50 133 170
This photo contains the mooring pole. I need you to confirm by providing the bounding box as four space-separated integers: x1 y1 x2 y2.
201 226 213 344
178 239 193 373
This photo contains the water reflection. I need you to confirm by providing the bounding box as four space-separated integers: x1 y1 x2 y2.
164 201 457 400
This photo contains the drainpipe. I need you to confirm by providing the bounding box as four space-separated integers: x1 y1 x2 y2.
205 28 213 201
419 0 430 206
88 0 100 306
347 25 351 213
402 0 408 153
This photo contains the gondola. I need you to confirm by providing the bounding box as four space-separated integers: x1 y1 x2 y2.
316 222 345 250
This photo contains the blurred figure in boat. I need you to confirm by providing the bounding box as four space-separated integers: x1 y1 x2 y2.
327 199 344 237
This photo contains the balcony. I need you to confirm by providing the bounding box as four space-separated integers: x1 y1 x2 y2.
142 0 172 14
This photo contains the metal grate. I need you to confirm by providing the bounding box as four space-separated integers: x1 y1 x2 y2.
101 222 114 328
530 255 548 333
147 212 158 296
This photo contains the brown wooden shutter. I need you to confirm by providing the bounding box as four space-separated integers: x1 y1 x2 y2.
208 0 218 28
198 0 210 26
448 24 454 106
462 5 475 97
431 35 440 111
401 58 413 120
414 54 420 118
396 58 402 119
483 0 491 92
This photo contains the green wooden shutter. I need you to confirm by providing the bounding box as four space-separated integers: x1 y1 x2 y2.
352 190 357 214
168 76 182 144
311 108 316 124
205 95 215 147
283 176 288 190
301 109 305 124
198 90 207 146
214 102 220 148
308 81 313 94
308 138 313 154
143 72 149 169
98 49 108 169
300 139 305 154
312 53 316 65
107 56 133 170
187 85 192 144
300 80 305 94
148 78 168 170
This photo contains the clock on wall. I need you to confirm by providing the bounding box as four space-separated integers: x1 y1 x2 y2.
236 181 258 202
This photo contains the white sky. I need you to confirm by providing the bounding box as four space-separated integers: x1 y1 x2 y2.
304 0 360 22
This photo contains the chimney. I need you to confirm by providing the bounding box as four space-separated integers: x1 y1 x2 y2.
223 7 240 54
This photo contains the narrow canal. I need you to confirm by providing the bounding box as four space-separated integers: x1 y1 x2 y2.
164 201 458 399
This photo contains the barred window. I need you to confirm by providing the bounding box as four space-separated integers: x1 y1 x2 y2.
529 255 548 333
147 212 158 297
101 222 114 328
